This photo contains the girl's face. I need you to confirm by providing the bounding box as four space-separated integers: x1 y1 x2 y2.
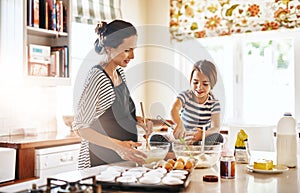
191 70 211 102
108 35 137 68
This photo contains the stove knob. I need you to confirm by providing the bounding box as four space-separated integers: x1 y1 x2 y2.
29 184 43 193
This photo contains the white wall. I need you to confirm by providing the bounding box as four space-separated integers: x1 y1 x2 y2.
0 1 299 136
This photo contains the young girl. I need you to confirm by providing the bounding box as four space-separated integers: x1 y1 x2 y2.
171 60 223 144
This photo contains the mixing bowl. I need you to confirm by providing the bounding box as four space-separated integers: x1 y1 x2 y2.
138 141 170 164
172 142 222 168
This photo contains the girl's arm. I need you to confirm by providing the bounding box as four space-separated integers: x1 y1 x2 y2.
193 112 221 141
171 98 185 139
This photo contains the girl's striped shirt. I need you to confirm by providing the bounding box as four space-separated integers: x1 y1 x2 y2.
178 90 220 131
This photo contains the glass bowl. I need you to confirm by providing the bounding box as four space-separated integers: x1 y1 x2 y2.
138 141 170 164
172 142 222 168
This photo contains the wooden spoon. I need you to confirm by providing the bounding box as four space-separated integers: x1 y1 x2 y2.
140 102 150 150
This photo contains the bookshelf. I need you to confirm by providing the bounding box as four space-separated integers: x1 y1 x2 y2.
24 0 71 86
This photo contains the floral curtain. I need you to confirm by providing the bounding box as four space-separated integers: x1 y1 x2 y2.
170 0 300 41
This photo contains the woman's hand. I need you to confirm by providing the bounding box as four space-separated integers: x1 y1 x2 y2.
137 119 153 137
114 140 147 164
173 123 185 139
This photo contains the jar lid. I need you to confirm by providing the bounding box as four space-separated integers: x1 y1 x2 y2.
203 175 218 182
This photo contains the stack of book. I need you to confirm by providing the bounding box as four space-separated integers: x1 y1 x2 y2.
28 44 51 76
28 44 69 77
27 0 67 32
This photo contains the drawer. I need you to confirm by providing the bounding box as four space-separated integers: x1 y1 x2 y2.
35 144 80 170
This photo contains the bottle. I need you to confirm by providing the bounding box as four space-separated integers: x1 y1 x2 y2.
234 129 250 164
276 112 298 168
220 139 235 179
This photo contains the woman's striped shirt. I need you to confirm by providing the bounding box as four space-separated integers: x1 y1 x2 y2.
178 90 220 131
72 65 127 169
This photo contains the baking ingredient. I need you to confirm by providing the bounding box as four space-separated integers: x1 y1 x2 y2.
276 112 298 168
234 129 250 164
220 141 235 179
253 159 273 170
173 161 185 170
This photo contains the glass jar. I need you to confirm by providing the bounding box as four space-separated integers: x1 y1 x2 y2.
220 155 235 179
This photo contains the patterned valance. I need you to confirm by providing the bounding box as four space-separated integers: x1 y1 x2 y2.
170 0 300 41
73 0 122 25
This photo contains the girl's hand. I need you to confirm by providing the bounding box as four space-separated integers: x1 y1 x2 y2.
192 128 203 141
115 141 147 164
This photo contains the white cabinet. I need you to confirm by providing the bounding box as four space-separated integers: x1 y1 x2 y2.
35 143 80 179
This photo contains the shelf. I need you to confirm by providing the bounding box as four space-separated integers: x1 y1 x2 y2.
24 0 71 86
27 26 68 38
24 76 71 86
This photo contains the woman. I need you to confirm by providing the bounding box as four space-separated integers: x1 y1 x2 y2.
72 20 152 169
171 60 223 144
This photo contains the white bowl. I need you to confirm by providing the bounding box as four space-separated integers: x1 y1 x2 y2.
138 141 170 164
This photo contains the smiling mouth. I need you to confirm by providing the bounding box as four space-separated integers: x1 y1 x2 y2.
195 90 202 95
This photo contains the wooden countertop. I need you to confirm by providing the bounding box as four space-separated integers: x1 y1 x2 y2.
0 131 81 183
0 131 81 149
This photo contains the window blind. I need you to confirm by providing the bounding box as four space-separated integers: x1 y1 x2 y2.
73 0 122 25
170 0 300 41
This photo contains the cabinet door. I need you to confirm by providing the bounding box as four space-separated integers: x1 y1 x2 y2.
24 0 71 86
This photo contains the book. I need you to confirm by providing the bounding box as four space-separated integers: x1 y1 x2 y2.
33 0 39 28
56 0 63 32
51 46 68 77
47 0 54 30
39 0 47 29
63 5 67 32
27 0 33 26
28 61 51 76
28 44 51 62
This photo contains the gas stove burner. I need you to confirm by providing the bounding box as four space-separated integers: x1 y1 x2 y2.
43 176 101 193
56 182 87 193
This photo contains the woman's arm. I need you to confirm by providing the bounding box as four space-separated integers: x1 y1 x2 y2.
171 98 185 139
78 127 147 164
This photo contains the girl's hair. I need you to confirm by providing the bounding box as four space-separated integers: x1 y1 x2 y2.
190 60 218 89
94 20 137 54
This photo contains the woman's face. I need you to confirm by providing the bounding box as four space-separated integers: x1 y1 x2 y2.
191 70 211 102
109 35 137 68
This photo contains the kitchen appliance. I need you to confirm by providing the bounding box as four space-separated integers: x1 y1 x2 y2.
0 147 16 183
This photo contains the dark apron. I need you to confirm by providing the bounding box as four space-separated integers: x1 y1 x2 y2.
89 65 137 166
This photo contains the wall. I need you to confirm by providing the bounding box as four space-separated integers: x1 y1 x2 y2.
0 1 299 136
0 0 58 136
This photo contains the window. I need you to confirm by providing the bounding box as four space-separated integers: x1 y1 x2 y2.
241 37 294 124
176 31 296 126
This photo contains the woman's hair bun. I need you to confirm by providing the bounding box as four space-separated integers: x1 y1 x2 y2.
95 21 107 36
94 21 107 54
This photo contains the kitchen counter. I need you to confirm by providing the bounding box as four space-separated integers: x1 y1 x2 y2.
0 131 81 183
0 151 299 193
